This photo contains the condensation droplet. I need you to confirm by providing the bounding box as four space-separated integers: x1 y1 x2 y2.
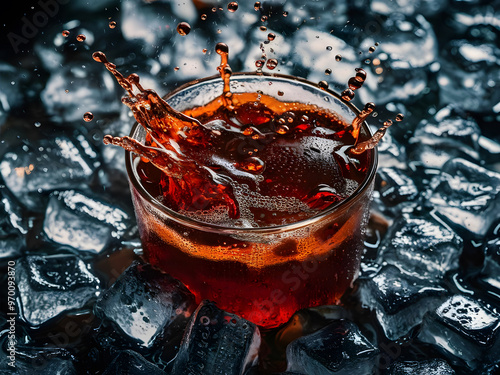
176 22 191 36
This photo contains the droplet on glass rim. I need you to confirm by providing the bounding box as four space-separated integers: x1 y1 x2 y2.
318 81 329 90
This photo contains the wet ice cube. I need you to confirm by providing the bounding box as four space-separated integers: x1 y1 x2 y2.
41 62 121 123
408 105 481 169
102 350 167 375
171 301 260 375
375 167 419 208
428 158 500 238
359 265 448 340
286 319 378 375
43 190 131 254
0 135 99 211
418 295 500 370
369 0 447 17
389 358 455 375
376 213 462 278
478 236 500 299
0 63 27 128
438 39 500 113
94 261 196 349
15 255 100 327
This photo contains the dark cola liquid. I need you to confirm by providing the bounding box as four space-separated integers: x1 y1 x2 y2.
130 93 374 328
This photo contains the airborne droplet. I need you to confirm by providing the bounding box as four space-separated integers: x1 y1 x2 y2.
215 43 229 55
335 54 342 62
109 21 117 29
227 2 238 12
62 30 70 37
348 77 363 90
266 59 278 70
176 22 191 36
355 68 367 82
76 34 86 42
83 112 94 122
369 46 376 53
254 2 261 10
318 81 329 90
201 14 207 20
325 68 332 75
267 33 276 41
395 113 404 121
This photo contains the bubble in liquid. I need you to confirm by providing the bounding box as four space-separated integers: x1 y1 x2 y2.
341 89 355 102
201 14 207 20
76 34 86 42
325 68 332 75
266 59 278 70
62 30 70 37
109 21 116 29
395 113 404 121
254 2 261 10
318 81 329 90
176 22 191 36
267 33 276 41
276 124 289 134
335 54 342 62
228 2 238 12
83 112 94 122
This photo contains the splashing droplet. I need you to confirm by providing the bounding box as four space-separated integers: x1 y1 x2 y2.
335 54 342 62
109 21 117 29
369 46 376 53
255 59 265 68
260 25 267 31
254 2 261 10
227 2 238 12
201 14 207 20
282 11 288 17
326 46 332 51
62 30 70 37
267 33 276 41
176 22 191 36
395 113 404 121
325 68 332 75
341 89 354 102
266 59 278 70
83 112 94 122
76 34 86 42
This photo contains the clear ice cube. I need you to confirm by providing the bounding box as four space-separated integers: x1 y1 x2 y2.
418 295 500 370
15 255 100 326
94 261 196 349
286 319 378 375
102 350 167 375
0 135 100 211
428 158 500 238
359 264 448 340
389 358 455 375
43 189 131 254
171 300 261 375
376 213 462 278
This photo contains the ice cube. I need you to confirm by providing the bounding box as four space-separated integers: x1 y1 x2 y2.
408 105 481 169
375 167 419 209
16 255 100 327
0 134 100 211
286 319 378 375
376 213 462 279
0 63 27 128
359 264 448 340
388 358 455 375
171 300 260 375
417 295 500 371
428 158 500 238
43 190 131 254
438 39 500 113
94 261 196 349
41 62 121 123
369 0 447 17
477 236 500 300
102 350 167 375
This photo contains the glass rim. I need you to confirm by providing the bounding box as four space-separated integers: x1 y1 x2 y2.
125 72 378 234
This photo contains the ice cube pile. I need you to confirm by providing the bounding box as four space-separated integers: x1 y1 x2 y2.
1 0 499 374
